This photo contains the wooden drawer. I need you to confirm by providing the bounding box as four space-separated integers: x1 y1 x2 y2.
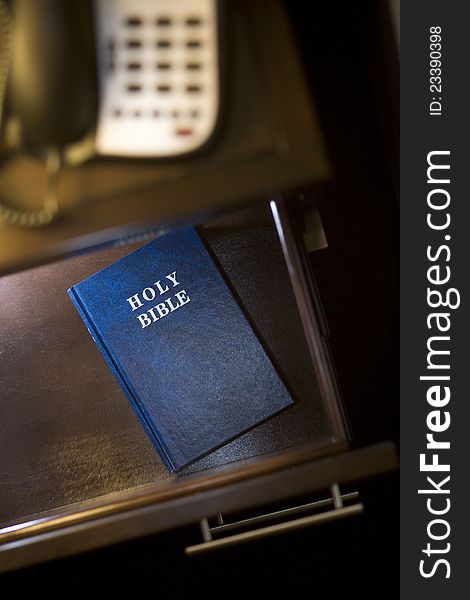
0 195 397 572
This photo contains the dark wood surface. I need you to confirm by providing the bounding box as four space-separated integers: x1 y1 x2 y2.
1 471 399 599
0 442 397 573
0 202 338 528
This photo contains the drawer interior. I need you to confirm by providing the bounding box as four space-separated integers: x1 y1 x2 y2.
0 201 346 528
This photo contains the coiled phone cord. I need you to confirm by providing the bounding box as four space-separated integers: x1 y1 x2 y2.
0 0 60 227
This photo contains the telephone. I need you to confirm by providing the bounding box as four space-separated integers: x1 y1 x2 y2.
0 0 222 225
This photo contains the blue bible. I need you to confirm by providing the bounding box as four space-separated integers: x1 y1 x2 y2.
68 228 293 472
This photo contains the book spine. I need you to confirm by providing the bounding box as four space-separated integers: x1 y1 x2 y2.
67 286 177 473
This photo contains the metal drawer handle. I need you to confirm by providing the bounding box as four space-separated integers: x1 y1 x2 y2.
185 484 363 556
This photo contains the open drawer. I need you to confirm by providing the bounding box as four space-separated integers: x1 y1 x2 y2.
0 196 397 572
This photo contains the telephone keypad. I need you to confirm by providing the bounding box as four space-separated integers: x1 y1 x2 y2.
95 0 219 157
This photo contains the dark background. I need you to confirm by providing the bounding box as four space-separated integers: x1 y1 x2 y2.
401 1 468 597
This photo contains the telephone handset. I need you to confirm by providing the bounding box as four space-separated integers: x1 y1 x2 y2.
0 0 221 225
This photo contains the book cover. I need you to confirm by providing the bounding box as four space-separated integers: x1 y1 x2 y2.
67 228 293 472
